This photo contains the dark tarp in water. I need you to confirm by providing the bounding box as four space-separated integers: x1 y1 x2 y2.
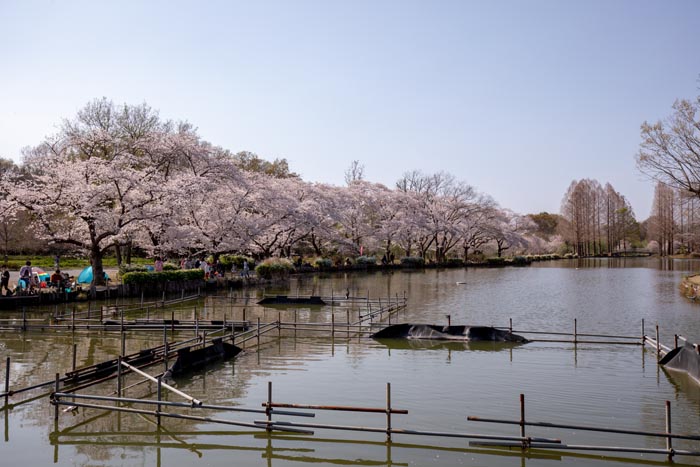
167 338 242 377
371 323 528 343
659 344 700 385
257 295 326 305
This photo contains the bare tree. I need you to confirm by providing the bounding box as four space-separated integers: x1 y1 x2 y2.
344 160 365 185
637 96 700 197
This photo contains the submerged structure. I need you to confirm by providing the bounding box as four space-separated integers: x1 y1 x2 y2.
659 343 700 384
258 295 326 305
166 338 242 377
371 324 528 343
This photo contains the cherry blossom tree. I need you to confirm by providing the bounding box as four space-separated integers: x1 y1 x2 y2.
3 99 183 286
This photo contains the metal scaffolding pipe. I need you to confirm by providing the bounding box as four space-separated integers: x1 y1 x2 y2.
120 361 201 406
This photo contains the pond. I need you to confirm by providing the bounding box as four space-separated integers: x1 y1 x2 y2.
2 258 700 466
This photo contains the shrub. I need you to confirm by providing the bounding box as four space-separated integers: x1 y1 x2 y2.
486 257 506 266
255 258 295 280
119 264 150 275
510 256 530 266
356 256 377 266
314 258 332 269
121 269 204 285
445 258 464 266
219 254 255 270
400 256 425 267
163 263 179 271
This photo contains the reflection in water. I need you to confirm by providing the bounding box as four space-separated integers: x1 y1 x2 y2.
5 261 700 466
372 338 525 352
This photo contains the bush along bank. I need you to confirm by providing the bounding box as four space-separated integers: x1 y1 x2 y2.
120 269 206 296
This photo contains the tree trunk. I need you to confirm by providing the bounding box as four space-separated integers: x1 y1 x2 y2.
115 244 122 266
90 246 106 288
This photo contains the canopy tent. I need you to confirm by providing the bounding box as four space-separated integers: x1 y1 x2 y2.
31 267 50 283
77 266 109 284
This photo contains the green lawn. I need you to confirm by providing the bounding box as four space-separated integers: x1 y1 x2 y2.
2 255 152 270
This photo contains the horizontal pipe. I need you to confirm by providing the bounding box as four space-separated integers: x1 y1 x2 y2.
53 400 313 434
470 441 700 457
257 420 560 443
467 416 700 441
120 361 201 406
530 339 642 345
265 402 408 414
54 392 315 417
504 329 640 340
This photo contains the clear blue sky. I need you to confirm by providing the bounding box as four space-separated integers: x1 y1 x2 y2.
1 0 699 219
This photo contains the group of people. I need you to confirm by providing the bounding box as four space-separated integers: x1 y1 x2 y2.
0 261 72 296
173 257 251 279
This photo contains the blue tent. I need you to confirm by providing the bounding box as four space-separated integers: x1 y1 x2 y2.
77 266 110 284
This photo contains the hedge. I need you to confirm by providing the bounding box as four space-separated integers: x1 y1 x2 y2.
400 256 425 267
314 258 332 269
355 256 377 266
121 269 205 285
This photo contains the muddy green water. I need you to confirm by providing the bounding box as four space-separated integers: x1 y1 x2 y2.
2 258 700 466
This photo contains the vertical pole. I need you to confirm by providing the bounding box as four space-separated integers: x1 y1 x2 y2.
520 394 526 445
641 318 645 343
656 325 661 361
257 317 261 349
447 315 451 327
71 307 74 331
509 318 513 333
162 291 166 305
164 340 169 373
674 334 679 349
574 319 578 344
141 290 144 307
117 356 122 397
87 302 91 321
278 312 281 338
157 376 162 427
243 308 247 323
195 313 199 338
181 289 184 300
294 310 297 338
346 310 350 336
386 382 392 442
163 327 168 373
53 373 60 421
266 381 272 432
171 311 175 337
72 344 77 372
666 400 673 460
4 357 9 408
331 313 335 337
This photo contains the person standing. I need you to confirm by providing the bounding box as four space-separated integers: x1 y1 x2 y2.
19 261 32 291
1 268 10 296
243 260 250 278
154 257 164 272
